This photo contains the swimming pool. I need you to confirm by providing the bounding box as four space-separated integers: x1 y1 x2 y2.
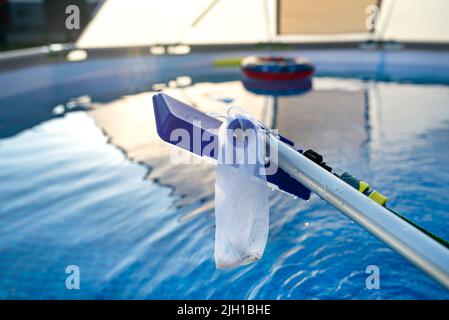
1 48 449 299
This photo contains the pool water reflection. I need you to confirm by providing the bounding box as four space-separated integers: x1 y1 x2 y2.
0 78 449 299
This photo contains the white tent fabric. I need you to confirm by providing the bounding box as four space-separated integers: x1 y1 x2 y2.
380 0 449 42
77 0 276 47
77 0 449 48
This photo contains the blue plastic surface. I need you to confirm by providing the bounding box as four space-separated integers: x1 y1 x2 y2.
152 92 311 200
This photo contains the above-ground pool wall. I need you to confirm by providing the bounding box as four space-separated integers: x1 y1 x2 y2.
0 50 242 138
1 45 449 138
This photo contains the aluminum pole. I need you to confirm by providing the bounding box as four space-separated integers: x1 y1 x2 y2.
269 134 449 290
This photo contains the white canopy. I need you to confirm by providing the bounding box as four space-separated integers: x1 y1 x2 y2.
77 0 449 48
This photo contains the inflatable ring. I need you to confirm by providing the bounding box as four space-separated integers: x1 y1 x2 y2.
241 77 312 96
241 56 315 81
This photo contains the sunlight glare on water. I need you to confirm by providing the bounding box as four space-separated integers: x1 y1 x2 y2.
1 79 449 299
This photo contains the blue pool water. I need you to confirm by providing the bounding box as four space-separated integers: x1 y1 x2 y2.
0 78 449 299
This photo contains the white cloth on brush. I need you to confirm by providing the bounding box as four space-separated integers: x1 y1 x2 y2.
214 113 270 269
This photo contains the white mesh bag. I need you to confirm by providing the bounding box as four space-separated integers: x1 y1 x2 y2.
214 113 270 269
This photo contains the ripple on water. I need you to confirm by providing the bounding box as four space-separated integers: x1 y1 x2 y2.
1 78 449 299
